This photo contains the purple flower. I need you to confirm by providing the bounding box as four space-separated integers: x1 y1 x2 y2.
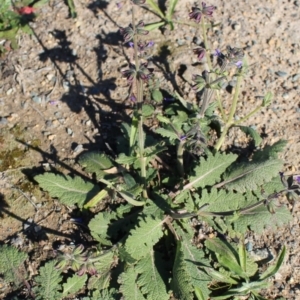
120 21 149 43
189 2 216 23
129 93 137 102
122 65 136 84
120 25 134 43
193 47 206 61
137 62 154 81
235 61 243 68
116 2 123 9
226 46 244 65
294 175 300 184
122 63 153 85
136 21 149 36
214 48 222 57
128 42 134 47
49 100 58 105
146 41 154 48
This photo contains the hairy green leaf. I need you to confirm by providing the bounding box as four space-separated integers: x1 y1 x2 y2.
185 152 237 190
233 205 292 234
33 261 62 300
238 125 262 146
196 188 243 212
177 226 211 298
252 140 287 161
221 159 283 193
116 153 137 164
155 127 178 141
88 270 111 291
205 238 240 268
260 246 286 281
172 241 194 300
125 216 164 260
35 173 100 208
0 245 27 284
135 250 169 300
119 267 146 300
142 104 155 117
79 151 113 171
156 114 171 124
62 274 87 297
89 211 117 245
152 89 163 102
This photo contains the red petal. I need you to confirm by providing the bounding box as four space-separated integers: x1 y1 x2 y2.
18 6 35 15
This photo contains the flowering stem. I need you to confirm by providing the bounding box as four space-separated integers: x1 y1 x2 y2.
201 17 212 70
214 72 243 151
132 6 139 70
132 5 147 198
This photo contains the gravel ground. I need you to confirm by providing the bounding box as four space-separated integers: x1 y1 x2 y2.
0 0 299 299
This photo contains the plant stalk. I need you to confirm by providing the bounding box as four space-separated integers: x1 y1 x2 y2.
234 105 262 125
132 5 148 198
176 140 186 176
214 72 243 151
201 17 212 70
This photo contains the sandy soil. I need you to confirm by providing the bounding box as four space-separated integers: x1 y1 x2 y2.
0 0 299 298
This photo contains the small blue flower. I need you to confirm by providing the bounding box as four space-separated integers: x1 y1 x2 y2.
129 93 137 102
235 61 243 68
214 49 222 57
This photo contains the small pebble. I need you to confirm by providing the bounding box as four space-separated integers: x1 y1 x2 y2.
24 218 33 230
6 88 14 95
46 73 55 81
232 22 241 30
74 144 83 153
275 71 288 77
32 95 42 104
292 73 300 82
54 111 62 118
282 92 289 100
45 120 53 128
176 39 185 46
0 117 8 125
63 81 70 91
47 134 56 140
67 128 73 135
193 36 202 45
245 241 253 252
21 101 28 109
58 118 65 124
85 120 91 126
